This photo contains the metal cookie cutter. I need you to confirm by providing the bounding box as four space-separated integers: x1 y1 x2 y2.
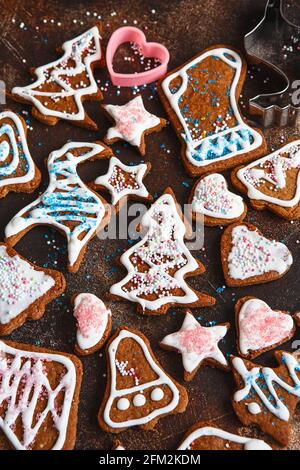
244 0 300 127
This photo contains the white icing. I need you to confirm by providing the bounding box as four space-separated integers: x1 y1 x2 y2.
0 245 55 325
0 341 77 450
104 95 161 147
110 193 200 311
233 352 300 422
0 111 36 188
228 225 293 280
178 426 271 450
237 141 300 208
246 402 261 415
103 329 180 428
117 398 130 411
192 173 244 219
133 393 146 407
73 293 111 350
161 311 228 373
12 27 102 122
150 387 164 401
238 298 294 355
5 142 108 269
161 48 263 167
94 156 150 205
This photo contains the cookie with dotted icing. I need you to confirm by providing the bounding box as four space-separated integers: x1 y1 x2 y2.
90 156 153 211
160 310 230 381
5 141 112 273
0 340 82 450
158 45 266 177
98 327 188 433
232 140 300 220
11 25 104 130
73 293 112 356
188 173 247 226
235 296 295 360
221 222 293 287
102 95 167 156
109 187 216 315
177 421 272 450
0 110 41 197
231 349 300 446
0 243 65 336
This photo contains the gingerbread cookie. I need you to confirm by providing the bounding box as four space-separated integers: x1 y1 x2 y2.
11 25 104 130
232 350 300 446
177 421 272 450
0 340 82 450
90 156 152 211
158 45 266 177
5 141 112 273
221 222 293 287
160 310 229 381
0 243 65 336
98 327 188 433
102 95 167 155
188 173 246 226
232 140 300 220
73 293 112 356
112 439 125 450
109 187 216 315
235 296 295 359
0 110 41 197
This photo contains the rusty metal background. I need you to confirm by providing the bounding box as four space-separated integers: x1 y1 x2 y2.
0 0 299 450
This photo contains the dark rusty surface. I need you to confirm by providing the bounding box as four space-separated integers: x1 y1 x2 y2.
0 0 300 450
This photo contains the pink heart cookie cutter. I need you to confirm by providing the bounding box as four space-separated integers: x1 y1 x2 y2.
106 26 170 87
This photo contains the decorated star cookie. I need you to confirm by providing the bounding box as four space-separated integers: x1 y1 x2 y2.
0 340 82 450
235 296 295 359
160 310 229 381
90 156 152 210
189 173 246 226
158 45 266 177
178 421 272 450
109 187 216 315
232 140 300 220
221 222 293 287
98 327 188 432
0 243 65 336
5 141 112 273
0 110 41 197
103 95 167 155
11 25 104 130
232 350 300 446
73 293 112 356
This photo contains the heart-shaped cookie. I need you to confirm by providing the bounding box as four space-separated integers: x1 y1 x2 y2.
189 173 246 226
235 297 295 359
106 26 170 87
221 222 293 286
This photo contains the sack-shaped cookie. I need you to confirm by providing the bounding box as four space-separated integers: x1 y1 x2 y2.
0 340 82 450
98 327 188 432
11 25 104 130
232 140 300 220
158 45 266 177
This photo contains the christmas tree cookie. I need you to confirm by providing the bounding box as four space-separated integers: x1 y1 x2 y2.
0 110 41 197
98 327 188 432
11 25 104 130
0 340 82 450
0 243 65 336
109 187 215 315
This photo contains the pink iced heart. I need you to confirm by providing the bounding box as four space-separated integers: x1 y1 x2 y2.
106 26 170 87
237 298 294 357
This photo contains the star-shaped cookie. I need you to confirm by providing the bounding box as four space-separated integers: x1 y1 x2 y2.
102 95 167 155
160 310 229 381
90 156 153 210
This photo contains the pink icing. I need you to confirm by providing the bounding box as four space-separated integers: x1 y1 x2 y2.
74 295 105 338
179 326 219 355
239 300 294 354
114 106 146 140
